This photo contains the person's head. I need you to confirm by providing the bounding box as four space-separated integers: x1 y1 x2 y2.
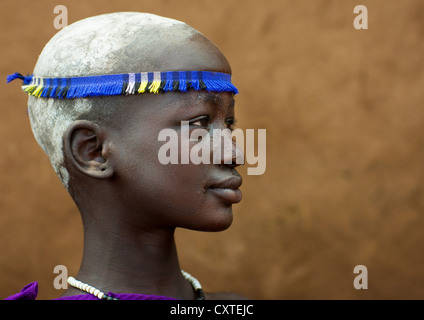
26 12 242 232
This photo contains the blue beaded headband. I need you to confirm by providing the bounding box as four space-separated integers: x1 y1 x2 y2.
6 71 238 99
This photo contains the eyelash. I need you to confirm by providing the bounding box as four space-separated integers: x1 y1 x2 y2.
190 116 210 128
226 118 237 131
189 116 237 131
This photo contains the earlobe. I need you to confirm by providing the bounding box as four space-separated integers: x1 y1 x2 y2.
63 120 113 179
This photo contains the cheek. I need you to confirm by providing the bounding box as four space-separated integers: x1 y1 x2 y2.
113 127 233 231
122 128 204 198
145 163 205 207
119 155 233 230
116 135 206 212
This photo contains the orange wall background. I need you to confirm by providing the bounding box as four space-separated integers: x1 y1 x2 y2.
1 0 424 299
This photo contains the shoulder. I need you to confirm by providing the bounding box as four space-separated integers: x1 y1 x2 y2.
205 291 250 300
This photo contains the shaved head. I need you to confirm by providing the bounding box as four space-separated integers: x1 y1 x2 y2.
34 12 230 76
28 12 231 188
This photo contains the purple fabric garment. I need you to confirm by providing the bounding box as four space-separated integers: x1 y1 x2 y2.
5 282 178 300
5 282 38 300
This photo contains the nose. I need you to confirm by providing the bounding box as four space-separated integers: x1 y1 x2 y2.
211 129 244 167
228 139 244 168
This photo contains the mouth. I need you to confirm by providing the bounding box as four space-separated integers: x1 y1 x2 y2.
207 176 243 204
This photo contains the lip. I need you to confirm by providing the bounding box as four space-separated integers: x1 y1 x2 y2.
207 176 243 203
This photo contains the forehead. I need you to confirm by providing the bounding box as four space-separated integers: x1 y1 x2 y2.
201 92 235 107
119 91 235 123
166 91 236 115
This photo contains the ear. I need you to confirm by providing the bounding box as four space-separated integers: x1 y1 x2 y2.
63 120 113 179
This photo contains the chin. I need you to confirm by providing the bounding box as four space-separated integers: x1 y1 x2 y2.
206 209 234 232
188 207 234 232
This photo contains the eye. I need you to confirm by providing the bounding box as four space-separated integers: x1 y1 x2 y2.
226 118 237 131
190 115 209 128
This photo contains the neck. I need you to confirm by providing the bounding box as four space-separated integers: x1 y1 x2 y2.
65 210 195 299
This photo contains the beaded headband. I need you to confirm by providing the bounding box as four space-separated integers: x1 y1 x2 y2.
6 71 238 99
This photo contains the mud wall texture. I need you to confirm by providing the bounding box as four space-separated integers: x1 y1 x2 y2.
1 0 423 299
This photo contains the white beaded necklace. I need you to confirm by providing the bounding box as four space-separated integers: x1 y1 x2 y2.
67 270 204 300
